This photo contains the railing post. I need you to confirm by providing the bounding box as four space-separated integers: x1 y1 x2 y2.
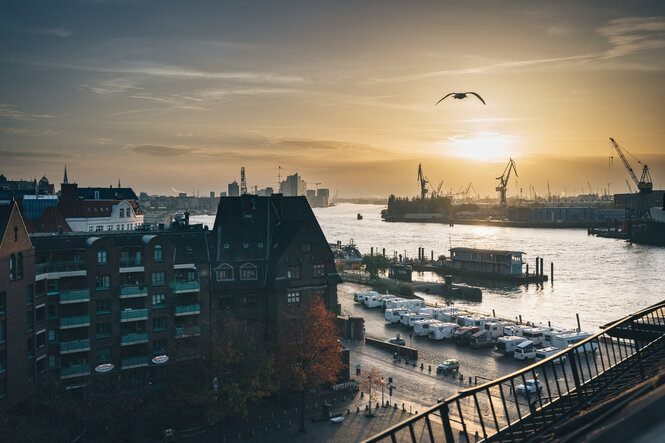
568 351 582 397
439 403 455 442
630 319 645 380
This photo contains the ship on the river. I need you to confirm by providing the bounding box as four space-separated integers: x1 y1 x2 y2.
627 201 665 246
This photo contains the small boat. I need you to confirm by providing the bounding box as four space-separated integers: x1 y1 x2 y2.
357 213 363 220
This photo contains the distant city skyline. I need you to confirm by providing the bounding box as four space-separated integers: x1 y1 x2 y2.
2 1 665 197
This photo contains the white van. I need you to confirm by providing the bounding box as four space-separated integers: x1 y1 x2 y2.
550 332 598 353
495 336 528 355
513 340 537 360
385 308 408 323
414 319 441 337
535 347 567 364
521 328 545 346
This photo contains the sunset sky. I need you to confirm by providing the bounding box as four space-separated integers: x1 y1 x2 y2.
2 0 665 198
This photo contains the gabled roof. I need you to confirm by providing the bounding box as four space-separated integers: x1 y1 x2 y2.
77 187 138 201
0 201 14 242
31 205 73 233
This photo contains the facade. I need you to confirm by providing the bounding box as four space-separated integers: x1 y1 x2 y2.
448 247 524 275
280 173 307 197
0 201 40 409
533 207 625 223
29 228 209 389
209 194 340 337
33 199 144 233
228 181 240 197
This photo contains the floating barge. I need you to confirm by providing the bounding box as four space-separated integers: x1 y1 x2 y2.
413 247 548 284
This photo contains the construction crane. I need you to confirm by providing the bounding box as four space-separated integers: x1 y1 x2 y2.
430 180 444 198
587 181 593 194
625 178 633 193
495 158 518 209
417 163 429 200
609 137 652 218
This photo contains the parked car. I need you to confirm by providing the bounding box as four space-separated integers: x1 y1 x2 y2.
437 359 460 373
516 380 543 395
386 337 406 346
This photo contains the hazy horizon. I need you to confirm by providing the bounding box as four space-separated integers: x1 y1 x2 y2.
2 0 665 197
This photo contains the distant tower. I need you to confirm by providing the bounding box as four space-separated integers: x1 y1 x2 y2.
63 165 68 184
117 178 121 188
240 167 247 195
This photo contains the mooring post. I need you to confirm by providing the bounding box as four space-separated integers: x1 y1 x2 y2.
576 313 581 332
535 257 539 277
431 250 434 261
519 314 523 325
371 247 374 256
540 257 544 282
382 248 385 257
492 309 496 317
526 263 529 276
551 262 554 283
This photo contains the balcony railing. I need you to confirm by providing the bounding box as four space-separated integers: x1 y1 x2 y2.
119 285 149 298
174 281 200 293
120 257 143 268
36 261 86 275
365 300 665 443
120 309 149 322
175 325 201 338
175 304 201 316
121 355 149 369
60 339 91 354
60 364 91 379
121 332 149 346
59 289 91 304
59 315 91 329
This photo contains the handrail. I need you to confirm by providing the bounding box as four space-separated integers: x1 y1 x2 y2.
364 299 665 443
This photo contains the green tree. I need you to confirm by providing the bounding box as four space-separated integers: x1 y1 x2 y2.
361 254 392 279
276 297 344 433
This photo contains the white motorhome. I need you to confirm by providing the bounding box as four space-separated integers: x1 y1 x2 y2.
521 328 545 346
401 313 432 327
550 332 598 353
503 325 524 337
413 319 441 337
535 347 567 364
457 315 498 328
513 340 537 360
540 328 575 347
380 295 398 308
386 298 424 310
354 291 378 303
432 308 459 323
485 321 514 338
385 308 408 323
495 336 528 355
428 322 459 340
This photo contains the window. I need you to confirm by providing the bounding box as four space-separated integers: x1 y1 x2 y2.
98 248 108 265
242 293 257 307
153 317 166 331
287 266 300 280
0 378 5 399
14 226 18 241
287 291 300 305
17 252 23 279
97 347 111 363
47 304 58 319
9 254 15 280
302 242 312 253
240 264 257 280
153 339 167 355
89 226 94 232
48 329 58 343
96 299 111 314
119 208 125 218
154 245 163 262
26 311 34 332
95 225 104 232
106 225 113 231
216 265 233 281
313 264 325 278
36 357 45 375
152 271 166 286
0 349 6 373
27 337 34 359
36 331 45 349
152 294 166 308
0 320 5 343
26 284 33 306
96 322 111 338
219 294 233 309
0 292 5 314
96 275 110 290
48 355 56 368
36 305 45 324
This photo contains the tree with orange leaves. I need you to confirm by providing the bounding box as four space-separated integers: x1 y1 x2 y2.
276 296 344 433
358 367 385 417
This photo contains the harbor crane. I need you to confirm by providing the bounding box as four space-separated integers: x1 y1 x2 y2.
609 137 652 218
495 158 518 209
417 163 429 200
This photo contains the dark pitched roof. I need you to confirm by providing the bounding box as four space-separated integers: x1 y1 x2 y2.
77 187 138 201
32 205 73 233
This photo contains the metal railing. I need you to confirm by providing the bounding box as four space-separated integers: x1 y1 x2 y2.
121 332 149 345
175 325 201 338
36 260 86 275
58 288 90 304
59 315 91 329
364 300 665 443
119 285 149 298
174 281 200 292
120 309 149 322
120 256 143 268
60 339 91 354
175 304 201 316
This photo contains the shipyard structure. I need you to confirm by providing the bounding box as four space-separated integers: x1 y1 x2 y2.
0 194 341 410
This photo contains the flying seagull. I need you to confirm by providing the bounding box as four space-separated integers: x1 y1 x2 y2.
435 92 486 105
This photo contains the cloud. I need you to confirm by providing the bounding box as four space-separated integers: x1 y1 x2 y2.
26 27 73 37
598 16 665 58
0 104 54 120
0 149 65 159
124 144 198 157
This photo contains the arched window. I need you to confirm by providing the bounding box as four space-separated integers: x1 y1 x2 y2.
17 252 23 279
119 208 125 218
9 254 16 280
97 248 108 265
154 245 163 262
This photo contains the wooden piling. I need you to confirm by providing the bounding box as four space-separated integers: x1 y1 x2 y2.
382 248 385 257
550 262 554 283
526 263 529 276
540 258 544 282
519 314 522 325
492 309 496 317
535 258 539 277
576 313 581 332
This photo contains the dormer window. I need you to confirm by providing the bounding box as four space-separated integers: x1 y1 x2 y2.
240 263 257 280
216 264 234 281
154 244 163 262
119 208 125 218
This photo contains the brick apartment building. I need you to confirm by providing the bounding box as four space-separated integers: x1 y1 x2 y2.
1 194 340 409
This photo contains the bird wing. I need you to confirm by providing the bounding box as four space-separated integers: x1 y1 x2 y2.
435 93 455 105
465 92 486 105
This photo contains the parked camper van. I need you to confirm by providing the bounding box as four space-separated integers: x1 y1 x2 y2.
405 313 432 328
521 328 545 346
550 332 598 353
414 319 441 337
354 291 378 303
513 340 537 360
453 326 479 346
495 336 528 355
470 330 494 349
385 308 408 323
535 347 567 364
428 322 459 340
485 321 514 338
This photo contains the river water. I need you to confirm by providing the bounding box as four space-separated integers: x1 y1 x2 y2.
191 203 665 331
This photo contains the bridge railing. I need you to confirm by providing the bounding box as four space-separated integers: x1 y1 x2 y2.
363 300 665 443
